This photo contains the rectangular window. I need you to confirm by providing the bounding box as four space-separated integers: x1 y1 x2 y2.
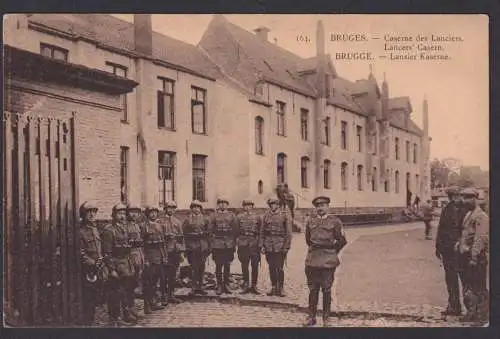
107 62 129 122
158 151 176 207
322 117 331 146
300 109 309 141
395 137 400 160
40 43 68 61
341 163 348 190
341 120 348 150
255 117 264 155
357 165 363 191
324 160 331 189
276 101 286 136
413 143 418 164
158 77 175 130
192 154 207 201
406 140 410 162
120 146 129 204
356 125 362 152
301 157 309 188
191 87 207 134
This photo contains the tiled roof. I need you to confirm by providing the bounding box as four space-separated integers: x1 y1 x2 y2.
27 14 222 80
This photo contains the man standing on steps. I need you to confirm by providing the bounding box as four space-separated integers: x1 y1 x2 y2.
435 186 467 316
141 205 167 314
236 199 263 294
162 201 185 304
261 196 292 297
303 196 347 327
183 200 211 296
208 198 238 295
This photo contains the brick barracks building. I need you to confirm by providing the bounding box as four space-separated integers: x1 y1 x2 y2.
4 14 431 218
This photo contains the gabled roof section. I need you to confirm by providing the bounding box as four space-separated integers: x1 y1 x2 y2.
389 96 413 113
199 15 316 97
27 14 221 80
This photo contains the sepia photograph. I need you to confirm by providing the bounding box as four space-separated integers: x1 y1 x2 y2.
2 13 489 328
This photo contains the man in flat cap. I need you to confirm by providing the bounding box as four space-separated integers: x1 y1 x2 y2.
182 200 211 296
161 201 185 304
303 196 347 327
261 196 292 297
457 188 489 324
101 203 137 326
435 186 467 316
236 199 263 294
208 198 238 295
141 205 167 314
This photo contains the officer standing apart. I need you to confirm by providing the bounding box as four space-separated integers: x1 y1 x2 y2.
101 203 137 326
456 188 489 324
125 203 145 319
420 199 434 240
261 196 292 297
303 196 347 327
209 198 238 295
435 186 467 316
79 201 105 326
162 201 185 304
236 199 263 294
141 205 167 314
183 200 211 296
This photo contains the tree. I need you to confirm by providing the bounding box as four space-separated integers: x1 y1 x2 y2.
430 158 452 188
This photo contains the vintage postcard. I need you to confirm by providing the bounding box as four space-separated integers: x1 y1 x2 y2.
2 14 489 328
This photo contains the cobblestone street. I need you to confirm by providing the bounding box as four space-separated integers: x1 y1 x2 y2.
95 221 473 327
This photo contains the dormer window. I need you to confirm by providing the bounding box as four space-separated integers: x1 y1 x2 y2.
40 43 68 62
255 82 264 97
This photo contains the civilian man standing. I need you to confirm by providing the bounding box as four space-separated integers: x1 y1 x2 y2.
303 196 347 327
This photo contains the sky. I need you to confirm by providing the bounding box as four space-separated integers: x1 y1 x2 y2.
114 14 489 170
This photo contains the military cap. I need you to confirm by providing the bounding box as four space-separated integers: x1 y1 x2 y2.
79 201 98 218
312 196 331 207
164 201 178 208
445 186 460 196
127 202 142 212
112 202 128 214
242 199 254 206
217 198 229 205
144 204 160 213
460 187 478 198
190 200 203 209
267 196 279 205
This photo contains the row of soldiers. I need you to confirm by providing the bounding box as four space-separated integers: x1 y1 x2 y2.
79 197 294 326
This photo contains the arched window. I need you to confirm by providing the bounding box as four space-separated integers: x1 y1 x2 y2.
372 167 378 192
415 174 420 194
406 172 411 192
277 153 287 184
255 116 264 155
341 162 348 190
395 171 400 193
301 156 310 188
258 180 264 194
324 159 331 189
384 169 390 192
357 165 364 191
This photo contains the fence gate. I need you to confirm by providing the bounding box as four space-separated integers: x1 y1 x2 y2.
3 112 82 326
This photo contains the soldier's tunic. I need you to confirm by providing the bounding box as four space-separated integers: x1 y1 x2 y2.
458 206 489 318
237 210 262 287
142 219 168 306
305 213 347 290
435 201 467 312
101 221 135 321
182 213 211 290
261 208 292 290
127 220 145 280
209 210 238 263
79 221 103 324
420 202 434 238
162 215 185 298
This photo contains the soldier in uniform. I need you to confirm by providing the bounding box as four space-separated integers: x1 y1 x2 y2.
435 186 467 316
79 201 105 325
420 199 434 240
261 196 292 297
101 203 137 326
125 203 145 319
457 188 489 324
141 205 168 314
303 196 347 327
208 198 238 295
182 200 211 296
236 199 262 294
161 201 185 304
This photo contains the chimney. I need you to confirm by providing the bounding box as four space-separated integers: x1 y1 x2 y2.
423 95 429 135
254 27 270 42
316 20 325 56
134 14 153 56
